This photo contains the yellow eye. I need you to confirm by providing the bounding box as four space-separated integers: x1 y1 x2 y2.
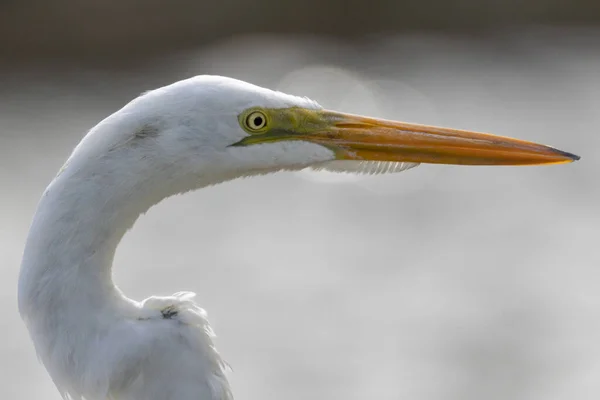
245 111 268 132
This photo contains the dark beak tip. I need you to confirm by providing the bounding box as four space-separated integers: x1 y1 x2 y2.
554 148 581 162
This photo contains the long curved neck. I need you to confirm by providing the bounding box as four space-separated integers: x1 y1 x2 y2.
20 179 133 318
17 145 239 399
18 156 190 320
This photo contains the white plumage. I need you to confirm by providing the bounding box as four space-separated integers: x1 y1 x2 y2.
18 76 333 400
18 75 578 400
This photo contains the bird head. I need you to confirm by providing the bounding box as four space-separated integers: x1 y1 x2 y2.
66 75 579 193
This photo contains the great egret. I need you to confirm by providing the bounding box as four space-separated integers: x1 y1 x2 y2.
18 75 579 400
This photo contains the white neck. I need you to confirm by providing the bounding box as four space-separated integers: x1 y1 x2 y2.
20 168 151 319
17 138 231 323
17 148 240 399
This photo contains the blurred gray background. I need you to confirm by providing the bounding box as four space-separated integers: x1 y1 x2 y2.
1 1 598 399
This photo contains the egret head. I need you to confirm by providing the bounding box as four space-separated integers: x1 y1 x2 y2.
67 75 579 193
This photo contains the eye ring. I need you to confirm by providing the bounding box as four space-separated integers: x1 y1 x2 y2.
245 111 268 132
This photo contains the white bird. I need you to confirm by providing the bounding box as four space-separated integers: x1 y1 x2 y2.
18 75 579 400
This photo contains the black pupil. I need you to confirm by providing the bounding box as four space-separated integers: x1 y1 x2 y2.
252 116 263 127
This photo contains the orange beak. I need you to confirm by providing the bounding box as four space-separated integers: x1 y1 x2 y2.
308 111 580 166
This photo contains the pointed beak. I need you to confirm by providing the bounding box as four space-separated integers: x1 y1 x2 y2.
308 111 580 166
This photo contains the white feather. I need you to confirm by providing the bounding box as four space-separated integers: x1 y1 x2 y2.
311 160 420 175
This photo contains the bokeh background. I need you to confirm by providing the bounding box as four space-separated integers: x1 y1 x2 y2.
1 1 598 399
